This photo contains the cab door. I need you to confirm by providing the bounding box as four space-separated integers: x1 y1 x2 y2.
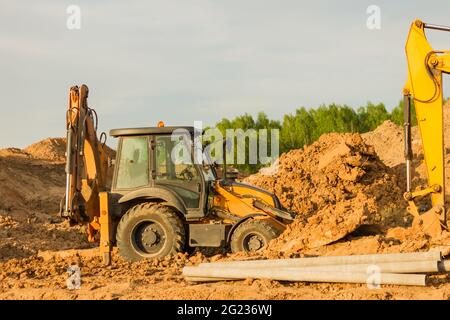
151 134 206 219
114 136 150 190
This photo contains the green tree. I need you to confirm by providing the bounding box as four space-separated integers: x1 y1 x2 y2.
215 113 280 174
390 99 417 126
357 102 390 132
212 100 417 174
280 107 315 152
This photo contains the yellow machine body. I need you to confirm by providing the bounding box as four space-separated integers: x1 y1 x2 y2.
403 19 450 236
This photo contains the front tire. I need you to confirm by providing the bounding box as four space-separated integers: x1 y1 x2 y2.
230 219 280 253
116 203 185 261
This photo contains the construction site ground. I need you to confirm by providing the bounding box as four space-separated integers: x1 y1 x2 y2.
2 108 450 300
1 249 449 300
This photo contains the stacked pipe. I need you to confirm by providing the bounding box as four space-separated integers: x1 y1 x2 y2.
183 251 450 286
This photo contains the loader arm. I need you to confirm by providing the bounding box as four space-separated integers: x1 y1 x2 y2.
62 84 109 242
403 19 450 236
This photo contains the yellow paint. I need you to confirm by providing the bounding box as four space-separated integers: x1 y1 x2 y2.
213 181 276 218
404 19 450 229
99 192 112 256
66 85 109 226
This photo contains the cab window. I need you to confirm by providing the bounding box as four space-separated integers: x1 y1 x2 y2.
155 135 199 182
116 136 149 189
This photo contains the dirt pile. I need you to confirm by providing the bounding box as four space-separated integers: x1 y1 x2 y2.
0 155 65 213
0 137 118 262
367 99 450 164
244 133 407 255
360 121 425 203
360 102 450 204
298 226 450 258
361 120 405 168
0 148 30 159
22 137 116 163
0 147 89 262
24 138 66 162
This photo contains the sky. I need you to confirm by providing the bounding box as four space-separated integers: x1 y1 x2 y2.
1 0 450 148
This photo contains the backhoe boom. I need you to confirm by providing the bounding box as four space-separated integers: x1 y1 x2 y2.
403 19 450 236
62 84 109 242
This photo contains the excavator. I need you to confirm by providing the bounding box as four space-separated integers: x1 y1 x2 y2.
62 85 293 264
62 19 450 265
403 19 450 238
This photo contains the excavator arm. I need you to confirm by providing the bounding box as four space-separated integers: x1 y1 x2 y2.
403 19 450 236
61 85 111 248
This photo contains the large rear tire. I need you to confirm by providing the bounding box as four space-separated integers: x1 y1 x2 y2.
230 219 280 253
116 203 185 261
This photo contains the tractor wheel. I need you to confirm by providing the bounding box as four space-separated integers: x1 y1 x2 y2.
116 202 185 262
230 219 280 253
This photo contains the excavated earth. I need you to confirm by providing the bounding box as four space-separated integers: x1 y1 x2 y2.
1 114 450 300
245 132 408 256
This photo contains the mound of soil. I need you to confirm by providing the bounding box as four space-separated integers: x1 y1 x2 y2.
0 138 111 261
0 152 90 261
362 120 405 168
0 135 118 262
244 133 407 256
0 156 65 213
24 138 66 162
0 148 30 159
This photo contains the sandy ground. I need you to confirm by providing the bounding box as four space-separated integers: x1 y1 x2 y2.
1 249 449 300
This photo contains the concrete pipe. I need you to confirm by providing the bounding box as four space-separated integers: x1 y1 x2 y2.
438 260 450 272
182 266 426 286
184 260 438 282
196 260 438 274
198 251 442 269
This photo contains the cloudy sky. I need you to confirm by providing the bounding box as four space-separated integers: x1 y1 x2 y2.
1 0 450 148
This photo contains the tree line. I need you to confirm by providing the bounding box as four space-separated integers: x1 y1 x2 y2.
214 100 416 174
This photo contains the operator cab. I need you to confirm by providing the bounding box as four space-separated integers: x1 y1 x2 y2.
109 126 216 221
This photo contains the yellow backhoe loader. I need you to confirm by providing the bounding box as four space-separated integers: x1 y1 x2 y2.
61 85 293 264
62 19 450 265
403 19 450 237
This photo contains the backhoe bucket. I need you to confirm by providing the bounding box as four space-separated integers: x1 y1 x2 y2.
407 201 444 238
